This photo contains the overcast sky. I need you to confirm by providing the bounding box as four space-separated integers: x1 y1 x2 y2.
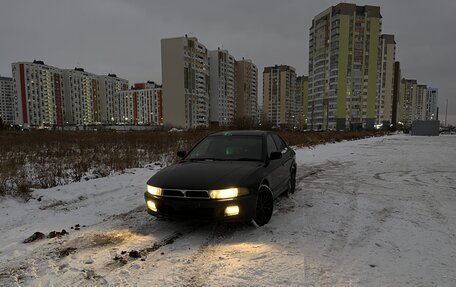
1 0 455 124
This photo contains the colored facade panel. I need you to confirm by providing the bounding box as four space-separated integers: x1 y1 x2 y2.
367 18 380 120
336 14 350 120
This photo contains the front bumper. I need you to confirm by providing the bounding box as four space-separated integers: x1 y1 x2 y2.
144 192 256 222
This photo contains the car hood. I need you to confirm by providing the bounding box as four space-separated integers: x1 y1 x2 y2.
147 160 263 190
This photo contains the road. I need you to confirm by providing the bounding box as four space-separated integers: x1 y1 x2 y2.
1 134 455 286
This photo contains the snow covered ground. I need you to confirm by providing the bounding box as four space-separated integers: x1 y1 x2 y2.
1 134 455 286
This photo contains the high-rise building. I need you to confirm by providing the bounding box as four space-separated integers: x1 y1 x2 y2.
296 76 309 129
377 34 396 127
308 3 382 130
257 105 263 125
400 79 417 128
263 65 298 128
416 84 428 121
400 79 438 128
391 61 401 129
0 76 13 124
134 81 160 90
161 36 210 128
115 82 163 126
235 59 258 123
209 49 235 126
63 68 101 125
426 88 438 120
98 74 129 124
11 61 65 127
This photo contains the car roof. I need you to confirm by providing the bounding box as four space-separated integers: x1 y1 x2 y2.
208 130 270 137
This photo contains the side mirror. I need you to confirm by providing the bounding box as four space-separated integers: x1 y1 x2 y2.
270 151 282 160
177 151 187 158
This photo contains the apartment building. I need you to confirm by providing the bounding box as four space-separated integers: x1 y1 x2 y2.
377 34 396 127
0 76 14 124
399 79 417 127
308 3 382 130
161 36 210 128
98 74 129 124
115 82 163 126
134 81 160 90
415 84 428 121
63 68 101 125
399 79 439 128
391 61 401 129
426 88 438 120
11 61 65 127
296 76 309 129
209 49 235 126
234 59 258 123
263 65 298 128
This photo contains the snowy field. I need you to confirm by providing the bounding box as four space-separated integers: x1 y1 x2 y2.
0 134 455 286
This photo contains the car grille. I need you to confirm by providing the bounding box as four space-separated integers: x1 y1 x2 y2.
161 189 210 199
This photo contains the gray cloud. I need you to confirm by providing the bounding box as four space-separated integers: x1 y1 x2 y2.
1 0 455 124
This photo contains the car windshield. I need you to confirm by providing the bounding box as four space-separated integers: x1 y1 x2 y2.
186 135 263 161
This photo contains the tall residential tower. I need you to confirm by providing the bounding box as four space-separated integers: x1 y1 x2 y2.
0 76 13 124
426 88 438 120
98 74 129 124
115 82 163 126
400 79 417 128
377 34 396 127
308 3 382 130
161 36 210 128
11 61 65 127
263 65 297 128
235 59 258 123
296 76 309 129
63 68 101 125
209 49 235 126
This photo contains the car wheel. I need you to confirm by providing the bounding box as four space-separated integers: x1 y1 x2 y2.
253 185 274 227
287 167 296 195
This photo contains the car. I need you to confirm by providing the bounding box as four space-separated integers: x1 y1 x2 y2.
144 130 296 226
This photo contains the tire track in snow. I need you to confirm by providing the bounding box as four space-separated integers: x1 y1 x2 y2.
286 161 353 284
297 160 360 258
323 180 360 257
175 223 248 287
374 169 452 224
0 203 195 286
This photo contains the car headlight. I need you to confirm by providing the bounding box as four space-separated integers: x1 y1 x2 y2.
209 188 248 199
147 185 162 196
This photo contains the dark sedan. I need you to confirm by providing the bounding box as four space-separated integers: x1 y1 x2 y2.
144 130 296 226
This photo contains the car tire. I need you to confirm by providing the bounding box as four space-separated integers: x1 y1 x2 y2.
287 167 296 195
252 185 274 227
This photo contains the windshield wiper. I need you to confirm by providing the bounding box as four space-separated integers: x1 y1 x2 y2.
231 158 263 162
187 157 228 161
187 157 261 162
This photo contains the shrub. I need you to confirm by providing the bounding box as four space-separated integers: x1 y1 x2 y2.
0 129 386 197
